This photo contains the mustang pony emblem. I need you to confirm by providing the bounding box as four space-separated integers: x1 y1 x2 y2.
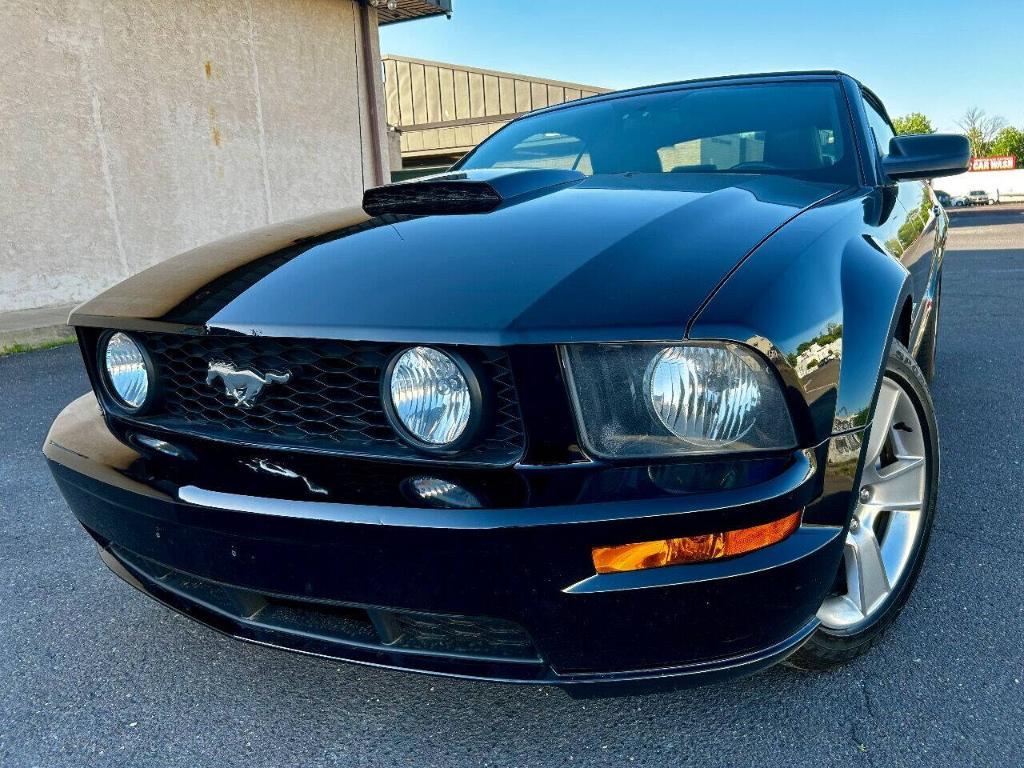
206 361 291 408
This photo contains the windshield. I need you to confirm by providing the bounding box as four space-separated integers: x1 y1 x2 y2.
458 81 858 185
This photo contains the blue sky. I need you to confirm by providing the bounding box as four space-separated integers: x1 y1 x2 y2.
381 0 1024 132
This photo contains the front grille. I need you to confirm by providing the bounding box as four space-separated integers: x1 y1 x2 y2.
127 333 524 466
390 613 538 657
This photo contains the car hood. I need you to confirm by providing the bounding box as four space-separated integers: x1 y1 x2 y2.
73 170 846 345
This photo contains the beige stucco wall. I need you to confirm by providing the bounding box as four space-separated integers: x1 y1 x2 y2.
1 0 387 313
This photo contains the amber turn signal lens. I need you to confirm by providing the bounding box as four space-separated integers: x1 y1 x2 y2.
592 510 802 574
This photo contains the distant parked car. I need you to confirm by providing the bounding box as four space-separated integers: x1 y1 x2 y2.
934 190 952 207
951 195 968 207
967 189 993 206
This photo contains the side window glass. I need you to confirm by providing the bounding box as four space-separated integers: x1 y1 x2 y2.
863 99 895 160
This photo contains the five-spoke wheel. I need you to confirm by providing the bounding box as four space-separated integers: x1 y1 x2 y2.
818 376 928 630
790 341 939 670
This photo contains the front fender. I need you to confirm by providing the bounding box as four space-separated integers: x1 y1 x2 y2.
687 192 912 447
833 236 912 431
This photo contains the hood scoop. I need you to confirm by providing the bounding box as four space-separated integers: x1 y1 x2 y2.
362 168 586 216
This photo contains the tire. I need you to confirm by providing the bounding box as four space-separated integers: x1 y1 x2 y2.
787 340 939 671
918 272 942 381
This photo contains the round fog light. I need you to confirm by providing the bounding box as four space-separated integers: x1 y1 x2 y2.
101 331 152 411
386 346 475 448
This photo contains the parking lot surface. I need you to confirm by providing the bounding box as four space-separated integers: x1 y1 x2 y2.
1 206 1021 767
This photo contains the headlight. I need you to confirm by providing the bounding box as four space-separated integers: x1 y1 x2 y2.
648 346 762 447
385 346 475 449
561 343 795 459
101 331 152 411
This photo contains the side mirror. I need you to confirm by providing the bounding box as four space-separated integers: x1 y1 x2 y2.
881 134 971 181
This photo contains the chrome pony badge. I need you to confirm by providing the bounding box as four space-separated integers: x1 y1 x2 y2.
206 361 291 409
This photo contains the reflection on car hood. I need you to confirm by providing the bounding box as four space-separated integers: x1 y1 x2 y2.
73 170 847 344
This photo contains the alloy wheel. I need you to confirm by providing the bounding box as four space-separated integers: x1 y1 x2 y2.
818 375 929 631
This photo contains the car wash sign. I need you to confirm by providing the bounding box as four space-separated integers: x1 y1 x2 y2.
970 156 1017 171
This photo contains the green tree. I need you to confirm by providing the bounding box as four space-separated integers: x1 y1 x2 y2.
892 112 934 135
990 126 1024 159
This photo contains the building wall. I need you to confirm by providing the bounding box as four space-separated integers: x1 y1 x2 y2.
935 168 1024 200
382 56 608 164
1 0 388 313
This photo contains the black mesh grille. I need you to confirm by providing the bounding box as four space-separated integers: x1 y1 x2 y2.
389 613 535 658
129 333 524 466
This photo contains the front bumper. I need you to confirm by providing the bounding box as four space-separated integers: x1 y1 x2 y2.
45 393 860 686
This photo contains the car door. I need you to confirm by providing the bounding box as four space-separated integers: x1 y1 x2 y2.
862 94 939 348
895 181 939 338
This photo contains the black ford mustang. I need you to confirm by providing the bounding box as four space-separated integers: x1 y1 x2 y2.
46 72 969 686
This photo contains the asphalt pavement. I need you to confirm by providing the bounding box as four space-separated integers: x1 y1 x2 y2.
1 206 1022 767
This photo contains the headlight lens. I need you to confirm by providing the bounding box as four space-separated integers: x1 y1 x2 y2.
387 346 472 447
102 332 151 410
562 343 795 459
648 346 762 447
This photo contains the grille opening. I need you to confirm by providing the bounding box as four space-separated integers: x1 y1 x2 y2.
388 612 536 658
112 547 539 663
109 333 524 467
255 599 380 645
